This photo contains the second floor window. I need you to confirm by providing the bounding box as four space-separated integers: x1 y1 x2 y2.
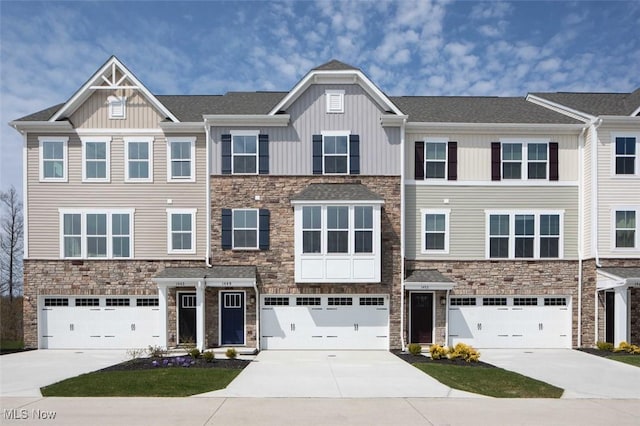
232 134 258 174
615 136 636 175
494 141 555 181
323 135 349 174
125 137 153 182
168 138 195 181
82 137 110 182
425 142 446 179
502 143 523 179
327 206 349 253
39 137 68 182
167 209 196 254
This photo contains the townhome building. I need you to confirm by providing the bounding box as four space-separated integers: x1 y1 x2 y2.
10 56 638 351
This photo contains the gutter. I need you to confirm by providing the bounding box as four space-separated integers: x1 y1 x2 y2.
399 117 407 351
577 124 587 347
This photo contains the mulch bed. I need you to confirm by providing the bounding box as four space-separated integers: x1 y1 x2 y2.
577 348 638 358
99 355 251 372
392 350 495 368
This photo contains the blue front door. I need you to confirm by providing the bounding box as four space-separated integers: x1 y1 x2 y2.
221 292 245 345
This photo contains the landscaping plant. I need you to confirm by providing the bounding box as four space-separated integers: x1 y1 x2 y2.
407 343 422 356
202 351 215 362
447 342 480 362
429 344 448 360
596 341 614 352
189 348 201 359
226 348 238 359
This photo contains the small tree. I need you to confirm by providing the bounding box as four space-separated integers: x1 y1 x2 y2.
0 186 23 300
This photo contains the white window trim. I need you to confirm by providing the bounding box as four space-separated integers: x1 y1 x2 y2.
124 136 154 182
166 208 197 255
38 136 68 182
167 137 196 182
232 208 259 250
500 138 550 181
611 206 639 251
58 208 135 259
321 130 350 175
231 130 259 175
81 136 111 183
484 209 564 260
108 95 127 120
611 133 639 178
424 138 448 180
325 89 345 113
421 208 450 254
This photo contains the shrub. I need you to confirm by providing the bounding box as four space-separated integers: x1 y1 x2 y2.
202 351 215 362
448 343 480 363
613 341 640 354
407 343 422 356
147 345 167 358
188 348 201 359
596 341 614 352
429 344 448 360
126 348 146 360
225 348 238 359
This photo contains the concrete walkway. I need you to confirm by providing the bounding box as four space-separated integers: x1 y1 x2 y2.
481 349 640 399
198 350 481 398
0 350 129 397
2 396 639 425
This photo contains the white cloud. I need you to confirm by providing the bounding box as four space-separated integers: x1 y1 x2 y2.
470 1 513 20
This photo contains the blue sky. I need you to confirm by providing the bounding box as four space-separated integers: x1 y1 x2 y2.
1 0 639 194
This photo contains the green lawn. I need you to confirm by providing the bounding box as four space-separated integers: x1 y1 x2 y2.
414 363 563 398
0 340 24 353
607 355 640 367
41 368 242 397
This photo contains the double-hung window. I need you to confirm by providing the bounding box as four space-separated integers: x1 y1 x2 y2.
167 209 196 254
500 140 549 180
60 210 133 259
614 210 637 248
527 143 548 179
168 137 196 182
425 142 447 179
39 137 68 182
614 136 637 175
232 132 258 174
232 209 258 249
502 143 522 179
323 133 349 174
302 206 321 253
82 137 111 182
327 206 349 253
487 211 563 259
354 206 373 253
125 137 153 182
422 209 450 253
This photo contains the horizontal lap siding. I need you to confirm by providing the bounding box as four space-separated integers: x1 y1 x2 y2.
26 133 207 259
405 133 579 182
405 186 579 260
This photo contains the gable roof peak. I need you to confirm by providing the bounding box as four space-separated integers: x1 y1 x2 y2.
312 59 359 71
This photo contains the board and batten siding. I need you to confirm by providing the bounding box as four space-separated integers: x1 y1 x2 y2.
405 186 579 260
210 84 401 176
582 129 594 257
405 133 579 182
595 121 640 257
26 133 207 259
70 88 165 129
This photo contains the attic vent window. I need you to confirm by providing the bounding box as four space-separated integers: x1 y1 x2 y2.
326 90 345 113
108 95 126 119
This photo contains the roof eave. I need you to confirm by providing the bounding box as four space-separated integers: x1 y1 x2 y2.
290 199 385 205
159 122 205 133
526 94 595 122
9 120 74 133
405 121 584 134
204 114 290 127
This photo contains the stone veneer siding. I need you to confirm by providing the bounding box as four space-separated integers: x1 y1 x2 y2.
23 259 202 349
210 175 402 349
405 259 594 347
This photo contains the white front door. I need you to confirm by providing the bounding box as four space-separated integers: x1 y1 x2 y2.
260 294 389 350
448 296 571 348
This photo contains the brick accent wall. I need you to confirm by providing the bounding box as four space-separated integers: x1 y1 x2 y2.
210 175 402 348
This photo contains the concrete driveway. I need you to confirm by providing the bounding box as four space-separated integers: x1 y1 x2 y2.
481 349 640 399
198 350 482 398
0 350 129 397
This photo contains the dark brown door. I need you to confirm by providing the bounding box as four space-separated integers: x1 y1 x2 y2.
410 293 433 343
605 291 615 344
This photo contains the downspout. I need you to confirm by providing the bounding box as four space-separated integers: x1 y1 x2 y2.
590 117 603 345
577 125 586 347
21 130 28 259
254 282 260 351
399 118 407 351
444 289 450 347
205 122 212 267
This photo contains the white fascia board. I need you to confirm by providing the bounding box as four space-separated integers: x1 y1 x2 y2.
381 115 409 126
9 121 74 133
631 106 640 117
525 94 594 122
50 56 179 122
405 121 584 134
597 115 640 124
203 115 290 127
404 282 456 291
268 69 404 116
290 199 385 206
159 122 206 133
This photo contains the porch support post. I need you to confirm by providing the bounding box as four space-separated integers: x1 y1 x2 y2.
196 280 206 351
614 287 629 346
158 285 168 349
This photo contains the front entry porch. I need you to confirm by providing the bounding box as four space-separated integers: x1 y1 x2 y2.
597 267 640 346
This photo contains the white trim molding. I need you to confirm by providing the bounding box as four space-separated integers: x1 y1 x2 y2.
421 208 451 254
124 136 154 182
166 137 196 182
81 136 112 183
166 208 197 255
38 136 69 182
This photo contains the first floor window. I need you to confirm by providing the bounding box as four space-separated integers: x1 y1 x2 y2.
233 209 258 249
169 212 194 252
112 213 131 257
327 206 349 253
423 210 449 253
488 211 562 259
514 214 534 258
60 210 133 258
540 214 560 257
615 210 636 248
489 214 510 258
302 206 321 253
86 214 107 257
63 213 82 258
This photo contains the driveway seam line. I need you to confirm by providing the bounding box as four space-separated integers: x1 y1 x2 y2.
326 355 343 397
203 396 228 425
404 397 435 425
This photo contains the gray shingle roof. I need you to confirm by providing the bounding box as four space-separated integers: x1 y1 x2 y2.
291 183 384 201
600 267 640 280
15 103 64 121
531 89 640 116
390 96 582 124
312 59 359 71
405 270 453 283
155 266 256 280
158 92 287 121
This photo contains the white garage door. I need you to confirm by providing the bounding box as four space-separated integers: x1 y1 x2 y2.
448 296 571 349
260 294 389 350
40 296 161 349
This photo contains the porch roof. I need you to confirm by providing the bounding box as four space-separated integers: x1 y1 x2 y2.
153 266 257 286
404 269 455 291
596 267 640 290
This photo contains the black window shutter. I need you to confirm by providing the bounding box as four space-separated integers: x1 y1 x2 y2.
349 134 360 175
415 141 424 180
221 209 232 249
221 134 232 175
491 142 501 181
312 135 323 174
259 134 269 174
259 209 270 250
549 142 559 181
447 141 458 181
